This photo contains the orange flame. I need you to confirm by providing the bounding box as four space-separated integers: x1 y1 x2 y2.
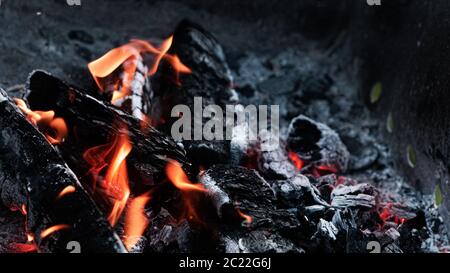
27 233 34 243
40 224 71 239
236 208 253 226
165 160 206 192
83 128 132 226
88 36 191 104
20 204 27 216
288 151 304 170
123 192 151 251
56 185 76 200
14 98 68 144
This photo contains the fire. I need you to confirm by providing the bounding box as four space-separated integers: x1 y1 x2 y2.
165 160 206 192
236 208 253 226
56 185 76 200
20 204 27 216
40 224 71 240
14 98 68 144
88 36 191 103
83 127 132 226
288 151 304 170
123 192 151 251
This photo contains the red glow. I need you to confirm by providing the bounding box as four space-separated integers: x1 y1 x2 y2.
288 151 304 170
8 243 37 253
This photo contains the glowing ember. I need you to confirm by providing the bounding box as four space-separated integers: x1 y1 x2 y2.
56 185 76 200
83 127 132 226
123 192 151 251
236 208 253 226
379 204 407 226
165 160 206 192
40 224 71 240
88 36 191 103
8 243 37 253
288 151 304 170
14 98 68 144
316 165 338 173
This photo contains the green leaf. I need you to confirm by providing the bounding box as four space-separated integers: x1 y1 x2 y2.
386 112 394 133
406 145 416 168
370 82 383 104
435 184 443 207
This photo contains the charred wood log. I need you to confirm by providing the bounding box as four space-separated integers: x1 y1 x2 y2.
93 55 152 121
0 88 126 253
198 165 306 253
24 70 188 187
151 20 238 167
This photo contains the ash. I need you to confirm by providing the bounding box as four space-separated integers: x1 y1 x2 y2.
229 48 449 253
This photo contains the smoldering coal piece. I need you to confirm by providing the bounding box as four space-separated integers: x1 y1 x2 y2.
197 165 308 253
200 165 276 224
287 115 349 172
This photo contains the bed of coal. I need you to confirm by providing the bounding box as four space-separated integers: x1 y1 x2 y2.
0 0 448 253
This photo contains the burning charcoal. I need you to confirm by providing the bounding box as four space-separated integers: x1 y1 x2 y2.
257 129 297 180
272 174 329 208
25 70 188 186
92 55 152 120
287 115 349 172
199 165 276 224
0 88 126 253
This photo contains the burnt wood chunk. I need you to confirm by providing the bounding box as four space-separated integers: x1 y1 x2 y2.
25 70 188 186
96 55 152 120
287 115 350 172
151 20 238 167
0 88 126 253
